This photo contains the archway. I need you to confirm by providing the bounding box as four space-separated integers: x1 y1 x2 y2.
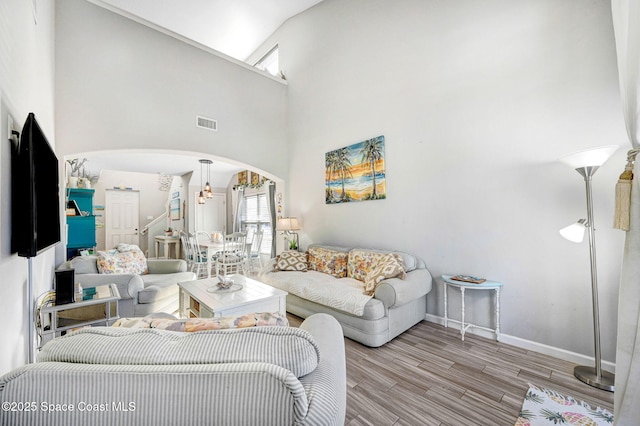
61 148 285 257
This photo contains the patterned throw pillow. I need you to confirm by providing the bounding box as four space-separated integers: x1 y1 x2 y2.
363 256 406 295
308 247 348 278
96 249 149 275
274 251 308 272
348 249 405 282
112 312 289 331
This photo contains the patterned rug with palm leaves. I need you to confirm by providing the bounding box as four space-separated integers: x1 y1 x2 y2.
515 385 613 425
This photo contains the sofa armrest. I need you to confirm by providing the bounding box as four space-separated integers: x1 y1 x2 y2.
374 268 433 308
147 259 188 274
74 274 144 300
299 313 346 425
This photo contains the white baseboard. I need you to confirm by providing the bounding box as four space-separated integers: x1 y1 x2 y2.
424 314 616 373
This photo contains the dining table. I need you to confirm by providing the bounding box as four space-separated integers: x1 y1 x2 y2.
197 239 224 278
197 237 252 278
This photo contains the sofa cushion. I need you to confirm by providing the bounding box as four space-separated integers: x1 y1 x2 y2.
391 251 418 272
308 246 348 278
348 249 405 282
275 251 308 271
261 270 374 316
363 256 406 295
69 255 99 274
137 272 193 304
96 249 148 275
350 248 419 273
38 326 320 378
113 312 289 331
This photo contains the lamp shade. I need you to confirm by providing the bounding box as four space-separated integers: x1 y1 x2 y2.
276 217 300 231
559 145 619 169
559 219 587 243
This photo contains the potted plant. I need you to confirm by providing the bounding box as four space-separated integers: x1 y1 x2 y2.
66 158 87 188
66 158 99 188
164 227 173 236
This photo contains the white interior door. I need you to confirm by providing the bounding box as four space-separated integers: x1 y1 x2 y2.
105 190 140 248
194 193 226 234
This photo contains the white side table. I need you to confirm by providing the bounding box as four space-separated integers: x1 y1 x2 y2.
441 275 503 341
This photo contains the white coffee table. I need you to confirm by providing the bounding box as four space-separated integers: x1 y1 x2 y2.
178 275 287 319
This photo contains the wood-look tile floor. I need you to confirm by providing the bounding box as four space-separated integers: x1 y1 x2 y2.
287 315 614 426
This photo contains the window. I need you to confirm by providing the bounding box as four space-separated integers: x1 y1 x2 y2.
254 45 279 77
241 193 272 254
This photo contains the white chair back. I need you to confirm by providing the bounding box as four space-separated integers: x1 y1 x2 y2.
215 232 247 276
189 232 210 278
246 229 264 273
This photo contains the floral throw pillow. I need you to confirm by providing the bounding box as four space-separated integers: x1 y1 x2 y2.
274 251 308 272
308 247 348 278
112 312 289 331
348 249 405 282
96 249 148 275
363 256 406 295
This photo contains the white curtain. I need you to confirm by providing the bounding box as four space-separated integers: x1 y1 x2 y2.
611 0 640 423
233 187 245 233
266 183 277 258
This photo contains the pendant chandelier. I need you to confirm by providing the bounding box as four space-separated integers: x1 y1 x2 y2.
198 159 213 204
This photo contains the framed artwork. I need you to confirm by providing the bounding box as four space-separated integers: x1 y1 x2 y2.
238 170 248 185
325 135 386 204
251 172 260 185
170 198 180 220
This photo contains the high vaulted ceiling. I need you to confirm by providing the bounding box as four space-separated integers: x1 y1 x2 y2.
96 0 323 61
82 0 323 185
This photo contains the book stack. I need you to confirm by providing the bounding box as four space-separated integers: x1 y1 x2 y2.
450 275 486 284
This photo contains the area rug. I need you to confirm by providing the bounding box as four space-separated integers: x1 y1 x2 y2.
515 385 614 425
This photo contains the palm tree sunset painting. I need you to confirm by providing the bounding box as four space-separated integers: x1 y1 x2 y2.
325 135 386 204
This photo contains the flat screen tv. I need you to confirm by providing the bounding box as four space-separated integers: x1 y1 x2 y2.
10 112 61 258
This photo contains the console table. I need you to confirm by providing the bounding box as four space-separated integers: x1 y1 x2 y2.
154 235 181 259
441 274 503 341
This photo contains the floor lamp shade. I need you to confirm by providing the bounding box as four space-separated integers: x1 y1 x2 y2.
559 145 619 169
559 145 617 392
559 219 587 243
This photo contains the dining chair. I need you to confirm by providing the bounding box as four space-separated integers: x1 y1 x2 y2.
214 232 247 276
245 229 264 274
178 230 193 270
189 232 210 279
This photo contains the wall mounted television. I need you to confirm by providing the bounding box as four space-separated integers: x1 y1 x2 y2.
10 112 61 258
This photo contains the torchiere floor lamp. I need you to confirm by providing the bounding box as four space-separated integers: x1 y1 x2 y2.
559 145 618 392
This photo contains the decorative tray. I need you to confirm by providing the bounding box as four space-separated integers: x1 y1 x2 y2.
207 283 243 293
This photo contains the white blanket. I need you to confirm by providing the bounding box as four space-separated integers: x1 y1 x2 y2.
260 270 373 316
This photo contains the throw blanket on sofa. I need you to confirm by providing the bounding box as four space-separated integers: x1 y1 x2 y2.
261 270 373 316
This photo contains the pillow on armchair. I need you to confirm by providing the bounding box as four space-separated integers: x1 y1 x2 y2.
96 246 148 275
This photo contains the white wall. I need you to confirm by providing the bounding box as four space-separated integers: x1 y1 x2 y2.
92 170 174 253
0 0 56 374
55 0 289 180
255 0 628 365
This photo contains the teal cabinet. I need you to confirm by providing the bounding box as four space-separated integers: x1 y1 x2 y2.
66 188 96 259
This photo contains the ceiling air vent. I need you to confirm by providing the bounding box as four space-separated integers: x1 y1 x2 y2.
196 115 217 132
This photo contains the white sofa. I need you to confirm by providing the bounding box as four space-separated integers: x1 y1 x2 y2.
259 244 433 347
0 313 346 426
60 255 196 317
